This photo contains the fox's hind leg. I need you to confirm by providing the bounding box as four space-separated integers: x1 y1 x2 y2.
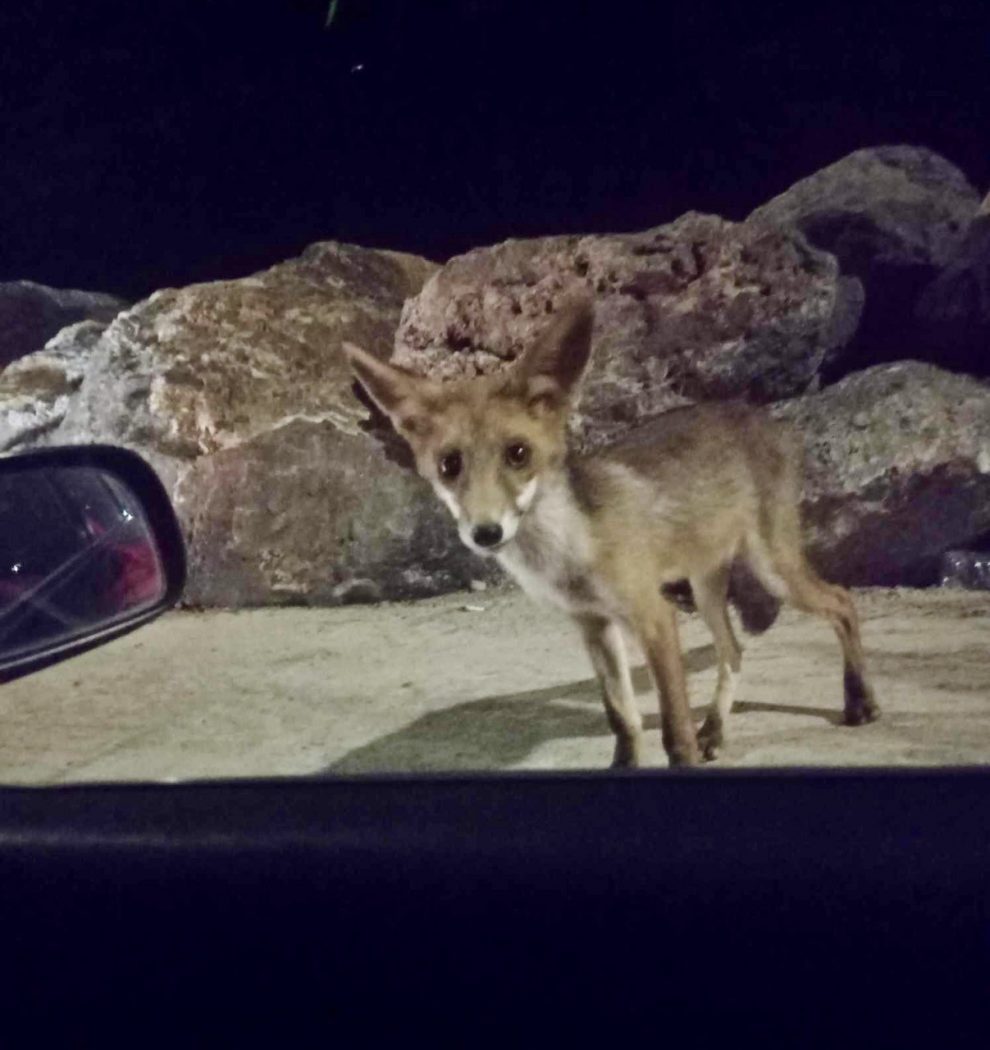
773 558 880 725
576 614 645 768
746 498 881 726
691 564 743 760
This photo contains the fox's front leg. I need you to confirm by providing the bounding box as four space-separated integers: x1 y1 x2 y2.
633 596 701 768
576 614 644 769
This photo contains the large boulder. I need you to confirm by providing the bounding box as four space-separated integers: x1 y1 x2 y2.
749 146 979 272
53 243 434 465
915 204 990 377
1 242 492 607
394 212 863 448
0 320 108 451
0 280 128 371
173 419 483 607
774 362 990 585
748 146 982 374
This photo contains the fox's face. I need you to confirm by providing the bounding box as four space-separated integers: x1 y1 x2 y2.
345 300 594 556
397 380 566 554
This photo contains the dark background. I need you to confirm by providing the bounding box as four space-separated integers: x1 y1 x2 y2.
2 0 988 300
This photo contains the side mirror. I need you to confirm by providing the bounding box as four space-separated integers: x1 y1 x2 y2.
0 446 185 683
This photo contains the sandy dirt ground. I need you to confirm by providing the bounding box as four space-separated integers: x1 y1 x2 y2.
1 585 988 784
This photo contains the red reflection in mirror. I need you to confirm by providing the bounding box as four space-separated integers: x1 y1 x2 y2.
0 465 166 661
82 513 164 611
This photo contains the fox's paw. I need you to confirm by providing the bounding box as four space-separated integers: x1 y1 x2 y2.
844 698 881 726
665 743 703 768
696 716 724 762
610 735 643 770
843 670 881 726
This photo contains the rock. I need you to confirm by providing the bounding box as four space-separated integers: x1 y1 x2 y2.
773 362 990 585
2 241 496 607
938 549 990 590
0 320 108 452
748 146 982 374
54 242 436 465
915 208 990 377
0 280 128 371
333 579 384 604
394 212 862 448
749 146 979 271
173 418 486 607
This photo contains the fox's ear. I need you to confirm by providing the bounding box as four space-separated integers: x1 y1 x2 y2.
515 298 595 411
342 342 433 439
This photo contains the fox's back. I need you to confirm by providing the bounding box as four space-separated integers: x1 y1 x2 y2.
572 402 803 585
598 401 798 507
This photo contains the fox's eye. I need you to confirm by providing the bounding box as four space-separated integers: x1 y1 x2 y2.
505 442 530 469
438 450 463 480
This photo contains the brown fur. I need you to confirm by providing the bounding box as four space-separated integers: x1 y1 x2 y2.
344 300 880 768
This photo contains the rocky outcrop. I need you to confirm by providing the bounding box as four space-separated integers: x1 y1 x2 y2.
394 212 862 448
0 320 108 451
774 362 990 585
938 548 990 590
0 242 493 607
915 207 989 376
53 243 435 466
749 146 979 273
174 419 486 607
0 280 128 371
748 146 982 375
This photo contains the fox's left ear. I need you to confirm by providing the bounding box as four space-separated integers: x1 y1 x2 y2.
342 342 434 440
515 298 595 411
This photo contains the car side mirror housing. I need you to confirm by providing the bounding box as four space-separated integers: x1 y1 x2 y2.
0 446 186 683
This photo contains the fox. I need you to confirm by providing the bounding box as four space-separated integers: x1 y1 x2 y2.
344 299 880 768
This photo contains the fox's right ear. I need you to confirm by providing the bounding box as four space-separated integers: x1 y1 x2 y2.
342 342 433 439
515 297 595 412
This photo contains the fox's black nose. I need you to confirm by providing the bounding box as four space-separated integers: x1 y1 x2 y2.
472 523 504 548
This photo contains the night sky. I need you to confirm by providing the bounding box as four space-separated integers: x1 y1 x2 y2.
2 0 988 300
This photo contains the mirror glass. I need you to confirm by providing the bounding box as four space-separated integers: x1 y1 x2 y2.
0 465 166 667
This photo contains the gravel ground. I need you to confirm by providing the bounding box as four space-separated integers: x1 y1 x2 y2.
1 585 988 784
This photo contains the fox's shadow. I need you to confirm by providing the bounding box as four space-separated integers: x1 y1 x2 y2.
322 644 841 775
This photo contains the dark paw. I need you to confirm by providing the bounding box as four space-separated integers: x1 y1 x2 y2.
844 697 882 726
610 734 643 769
843 669 881 726
697 717 724 761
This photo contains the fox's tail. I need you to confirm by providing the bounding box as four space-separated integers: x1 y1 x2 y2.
661 561 782 636
727 560 782 634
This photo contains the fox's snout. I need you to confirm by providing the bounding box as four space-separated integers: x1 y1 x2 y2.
452 495 524 556
471 522 504 549
434 474 539 556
